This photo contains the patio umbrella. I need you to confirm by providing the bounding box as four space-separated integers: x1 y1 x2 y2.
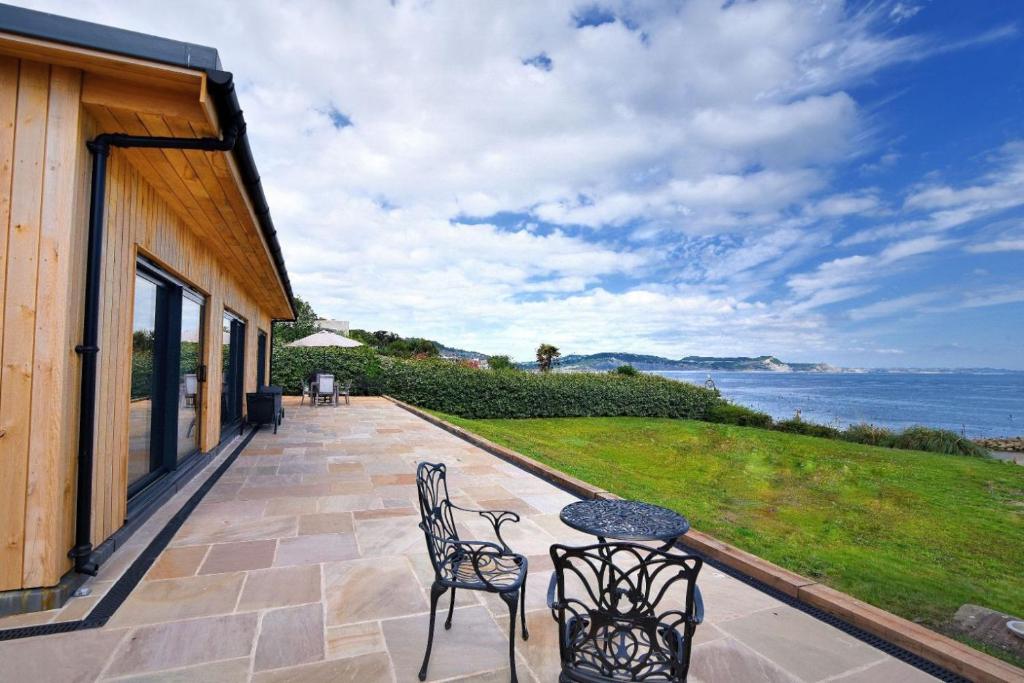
285 331 363 383
285 331 362 348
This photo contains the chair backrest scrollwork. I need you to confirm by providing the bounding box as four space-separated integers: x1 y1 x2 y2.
550 542 702 682
415 462 460 577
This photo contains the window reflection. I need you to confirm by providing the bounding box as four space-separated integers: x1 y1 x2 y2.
177 297 203 462
128 276 158 488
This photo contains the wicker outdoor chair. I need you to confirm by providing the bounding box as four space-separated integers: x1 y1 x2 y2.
547 542 704 682
416 462 529 682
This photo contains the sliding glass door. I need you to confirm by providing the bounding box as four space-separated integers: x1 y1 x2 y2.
128 272 166 495
128 260 207 501
220 311 246 433
176 294 204 463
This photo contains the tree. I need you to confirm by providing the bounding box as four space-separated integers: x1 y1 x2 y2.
410 338 440 357
489 355 515 371
536 343 561 372
373 330 401 346
272 296 319 345
348 328 378 346
614 364 638 376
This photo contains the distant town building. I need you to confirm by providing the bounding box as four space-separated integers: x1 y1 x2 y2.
317 319 350 336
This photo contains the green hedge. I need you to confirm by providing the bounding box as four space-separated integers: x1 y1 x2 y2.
269 346 992 458
270 345 385 395
379 359 720 419
270 346 719 419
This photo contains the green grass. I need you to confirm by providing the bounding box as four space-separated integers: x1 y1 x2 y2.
434 413 1024 663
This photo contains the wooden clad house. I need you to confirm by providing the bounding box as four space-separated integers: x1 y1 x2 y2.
0 5 295 613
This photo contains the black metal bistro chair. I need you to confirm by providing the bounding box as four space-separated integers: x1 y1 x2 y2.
547 542 704 683
415 462 529 682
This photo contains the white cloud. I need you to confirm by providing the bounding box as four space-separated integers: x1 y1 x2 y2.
848 292 942 320
966 239 1024 253
786 235 957 304
811 192 882 218
19 0 1018 364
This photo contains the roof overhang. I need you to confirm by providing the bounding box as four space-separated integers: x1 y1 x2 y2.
0 3 296 320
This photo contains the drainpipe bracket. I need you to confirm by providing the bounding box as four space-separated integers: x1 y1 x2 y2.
67 544 98 576
86 138 110 155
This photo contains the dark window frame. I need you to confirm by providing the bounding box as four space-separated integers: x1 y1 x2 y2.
220 309 246 435
127 260 206 505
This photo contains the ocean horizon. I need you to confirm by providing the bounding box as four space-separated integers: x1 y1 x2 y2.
649 370 1024 438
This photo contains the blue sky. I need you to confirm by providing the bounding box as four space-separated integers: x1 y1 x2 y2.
25 0 1024 368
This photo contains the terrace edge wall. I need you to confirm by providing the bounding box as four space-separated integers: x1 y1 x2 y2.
0 55 272 593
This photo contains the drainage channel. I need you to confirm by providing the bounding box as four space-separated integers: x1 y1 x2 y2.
0 427 260 642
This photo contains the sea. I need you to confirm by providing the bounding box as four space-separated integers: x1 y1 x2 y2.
649 371 1024 438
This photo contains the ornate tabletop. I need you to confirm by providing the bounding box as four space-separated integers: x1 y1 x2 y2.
559 499 690 543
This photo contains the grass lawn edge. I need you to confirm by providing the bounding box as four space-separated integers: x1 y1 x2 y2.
384 396 1024 682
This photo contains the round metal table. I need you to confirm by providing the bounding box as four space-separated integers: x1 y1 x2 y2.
560 499 690 549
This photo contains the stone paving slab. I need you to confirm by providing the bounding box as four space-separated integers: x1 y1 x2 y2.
0 397 939 681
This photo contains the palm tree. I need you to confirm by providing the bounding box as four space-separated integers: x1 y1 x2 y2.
536 343 561 372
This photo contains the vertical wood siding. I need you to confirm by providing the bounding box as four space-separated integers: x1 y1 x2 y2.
0 57 274 591
88 142 270 550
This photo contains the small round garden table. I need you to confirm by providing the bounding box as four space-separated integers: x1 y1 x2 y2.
559 499 690 550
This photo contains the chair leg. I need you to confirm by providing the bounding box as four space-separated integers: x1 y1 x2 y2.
499 591 520 683
419 582 446 681
519 573 529 640
444 586 456 630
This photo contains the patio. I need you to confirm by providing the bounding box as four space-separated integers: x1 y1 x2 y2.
0 397 937 682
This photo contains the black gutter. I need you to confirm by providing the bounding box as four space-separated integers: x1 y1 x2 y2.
70 120 242 576
205 69 296 316
0 3 296 319
0 3 220 69
0 1 297 578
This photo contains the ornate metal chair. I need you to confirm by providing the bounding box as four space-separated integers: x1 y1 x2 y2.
547 542 704 682
416 462 529 682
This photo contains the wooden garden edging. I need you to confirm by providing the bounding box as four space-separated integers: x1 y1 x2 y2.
386 396 1024 683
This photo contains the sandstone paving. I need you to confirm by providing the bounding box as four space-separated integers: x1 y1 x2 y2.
254 603 325 671
717 605 888 681
0 397 939 681
237 564 322 611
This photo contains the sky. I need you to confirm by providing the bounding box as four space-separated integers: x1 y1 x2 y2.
21 0 1024 368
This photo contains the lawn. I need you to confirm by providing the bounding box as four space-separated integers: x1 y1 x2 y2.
435 413 1024 660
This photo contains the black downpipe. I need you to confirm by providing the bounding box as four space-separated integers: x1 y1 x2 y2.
70 121 240 576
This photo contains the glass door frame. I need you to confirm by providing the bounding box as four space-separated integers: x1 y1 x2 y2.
128 259 208 502
177 288 206 464
220 309 246 435
127 266 171 499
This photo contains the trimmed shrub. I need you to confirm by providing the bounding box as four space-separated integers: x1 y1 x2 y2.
613 364 639 376
706 402 773 428
270 345 992 459
774 418 841 439
271 346 384 395
379 359 721 420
